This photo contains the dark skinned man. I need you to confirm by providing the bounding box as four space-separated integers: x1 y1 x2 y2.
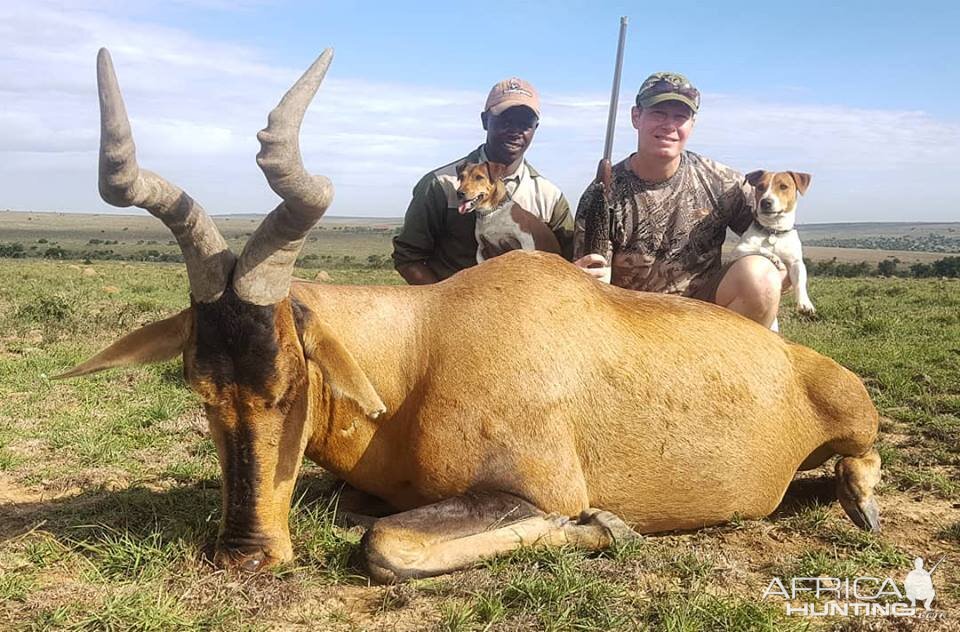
392 78 573 284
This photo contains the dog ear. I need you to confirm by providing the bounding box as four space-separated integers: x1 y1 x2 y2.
485 162 508 181
789 172 812 195
456 162 471 179
745 170 766 187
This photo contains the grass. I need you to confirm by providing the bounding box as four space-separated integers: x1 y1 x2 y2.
780 276 960 504
289 486 367 583
436 543 807 631
1 257 958 630
938 521 960 543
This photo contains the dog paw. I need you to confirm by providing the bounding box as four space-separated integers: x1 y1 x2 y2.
797 301 817 317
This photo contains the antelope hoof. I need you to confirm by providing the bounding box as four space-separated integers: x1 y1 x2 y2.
840 495 881 533
215 547 270 572
213 538 294 572
578 508 641 544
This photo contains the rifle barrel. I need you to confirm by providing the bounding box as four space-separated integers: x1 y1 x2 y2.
602 16 628 162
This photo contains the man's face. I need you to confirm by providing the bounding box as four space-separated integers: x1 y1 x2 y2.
632 101 695 161
482 106 539 164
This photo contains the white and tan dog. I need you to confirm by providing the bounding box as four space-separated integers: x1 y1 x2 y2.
456 161 561 263
733 170 815 317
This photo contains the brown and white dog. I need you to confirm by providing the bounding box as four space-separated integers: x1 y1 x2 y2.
456 161 561 263
732 170 815 317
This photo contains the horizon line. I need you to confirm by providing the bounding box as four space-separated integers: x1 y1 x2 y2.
2 209 958 228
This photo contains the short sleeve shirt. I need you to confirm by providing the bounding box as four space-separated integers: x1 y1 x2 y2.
573 151 754 297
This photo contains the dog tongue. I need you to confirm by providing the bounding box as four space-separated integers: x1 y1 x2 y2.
458 201 470 214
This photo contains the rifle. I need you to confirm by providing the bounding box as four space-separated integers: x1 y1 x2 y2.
583 16 628 259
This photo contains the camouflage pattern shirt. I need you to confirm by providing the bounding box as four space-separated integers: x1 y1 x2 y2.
573 151 754 297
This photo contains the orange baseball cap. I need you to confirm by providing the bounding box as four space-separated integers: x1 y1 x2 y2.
484 78 540 117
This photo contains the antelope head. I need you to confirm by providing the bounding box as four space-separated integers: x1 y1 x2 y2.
58 49 385 571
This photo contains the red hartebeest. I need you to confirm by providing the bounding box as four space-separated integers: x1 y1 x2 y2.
60 49 881 583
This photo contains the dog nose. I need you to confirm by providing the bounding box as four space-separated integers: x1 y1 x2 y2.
456 190 464 200
760 198 773 211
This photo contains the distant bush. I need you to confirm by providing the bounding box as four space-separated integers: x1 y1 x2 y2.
806 258 873 277
933 256 960 277
806 233 960 253
0 242 26 258
910 256 960 278
805 256 959 278
877 259 897 276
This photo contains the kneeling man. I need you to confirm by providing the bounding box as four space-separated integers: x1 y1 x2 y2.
574 72 786 330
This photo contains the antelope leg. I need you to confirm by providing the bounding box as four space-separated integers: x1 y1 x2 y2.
361 491 638 583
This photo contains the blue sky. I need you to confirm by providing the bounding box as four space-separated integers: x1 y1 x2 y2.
2 0 958 222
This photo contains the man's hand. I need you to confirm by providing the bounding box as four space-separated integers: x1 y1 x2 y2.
574 254 611 284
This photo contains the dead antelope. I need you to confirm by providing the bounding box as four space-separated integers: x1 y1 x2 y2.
60 48 881 583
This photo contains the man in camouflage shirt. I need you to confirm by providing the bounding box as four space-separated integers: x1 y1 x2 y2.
573 72 786 330
393 78 573 284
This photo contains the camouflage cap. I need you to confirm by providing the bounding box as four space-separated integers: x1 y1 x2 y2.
636 72 700 113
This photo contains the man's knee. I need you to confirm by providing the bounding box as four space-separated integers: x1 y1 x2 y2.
716 256 783 315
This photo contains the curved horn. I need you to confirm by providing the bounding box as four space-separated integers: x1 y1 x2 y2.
97 48 235 303
233 49 335 305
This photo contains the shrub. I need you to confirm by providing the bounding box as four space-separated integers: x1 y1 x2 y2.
0 242 26 258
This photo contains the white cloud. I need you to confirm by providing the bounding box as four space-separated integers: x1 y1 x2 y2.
1 0 958 223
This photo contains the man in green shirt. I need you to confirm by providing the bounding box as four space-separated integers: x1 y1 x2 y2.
392 78 574 284
574 72 788 330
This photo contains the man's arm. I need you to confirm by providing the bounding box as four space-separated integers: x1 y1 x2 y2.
718 170 755 236
729 180 755 236
396 261 439 285
392 174 447 284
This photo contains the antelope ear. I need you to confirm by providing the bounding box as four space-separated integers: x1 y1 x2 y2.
302 322 387 419
55 309 193 378
789 172 812 195
745 170 766 187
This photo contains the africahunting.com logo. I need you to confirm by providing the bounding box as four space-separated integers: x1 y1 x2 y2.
763 555 947 619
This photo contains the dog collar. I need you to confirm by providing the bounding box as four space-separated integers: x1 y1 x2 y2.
752 220 793 236
476 198 514 218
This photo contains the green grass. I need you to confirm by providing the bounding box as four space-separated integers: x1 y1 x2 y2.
438 544 805 631
289 488 366 582
938 521 960 542
781 277 960 503
1 259 958 630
